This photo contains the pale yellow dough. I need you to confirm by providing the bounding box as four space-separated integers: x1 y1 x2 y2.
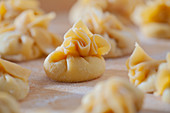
0 10 62 61
126 43 170 103
131 0 170 38
74 78 144 113
69 0 143 25
0 58 31 100
0 92 20 113
126 43 164 92
0 0 43 27
44 20 111 82
155 53 170 103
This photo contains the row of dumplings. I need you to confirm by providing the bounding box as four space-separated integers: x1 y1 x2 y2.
70 0 170 39
0 0 169 62
0 0 170 113
0 19 169 113
1 42 169 113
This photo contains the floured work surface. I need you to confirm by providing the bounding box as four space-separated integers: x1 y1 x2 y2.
17 13 170 113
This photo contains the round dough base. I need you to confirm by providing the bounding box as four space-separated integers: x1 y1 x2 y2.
44 55 105 82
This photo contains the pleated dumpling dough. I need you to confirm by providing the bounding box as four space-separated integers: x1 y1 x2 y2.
132 0 170 38
0 58 31 100
69 0 143 25
44 20 111 82
0 10 62 61
126 43 164 92
155 53 170 103
69 0 107 24
80 8 138 58
74 78 144 113
0 0 42 27
0 92 20 113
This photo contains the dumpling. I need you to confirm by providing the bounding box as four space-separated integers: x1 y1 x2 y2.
126 43 164 92
0 0 42 27
74 77 144 113
79 8 138 58
69 0 143 25
0 91 20 113
69 0 107 24
131 0 170 38
0 58 31 100
126 43 170 103
44 20 111 82
0 10 62 61
155 53 170 103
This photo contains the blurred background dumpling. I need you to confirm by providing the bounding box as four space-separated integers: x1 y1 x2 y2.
0 0 43 27
131 0 170 38
0 91 20 113
0 10 62 61
74 77 144 113
0 58 31 100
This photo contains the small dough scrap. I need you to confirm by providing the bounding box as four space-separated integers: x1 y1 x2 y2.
0 91 20 113
126 43 164 92
131 0 170 38
155 53 170 103
74 77 144 113
80 8 138 58
44 20 111 82
0 0 43 27
0 10 62 61
0 58 31 100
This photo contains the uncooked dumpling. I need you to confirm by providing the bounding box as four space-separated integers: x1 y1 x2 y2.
127 44 170 103
69 0 143 25
0 0 42 27
126 43 164 92
0 91 20 113
74 77 144 113
155 53 170 103
131 0 170 38
79 8 138 58
44 20 111 82
0 58 31 100
0 10 62 61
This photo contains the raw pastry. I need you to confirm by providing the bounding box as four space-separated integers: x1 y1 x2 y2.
79 8 138 58
74 77 144 113
44 20 111 82
69 0 107 24
155 53 170 103
0 10 62 61
0 0 42 27
0 91 20 113
132 0 170 38
126 43 164 92
0 58 31 100
69 0 143 25
126 44 170 103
